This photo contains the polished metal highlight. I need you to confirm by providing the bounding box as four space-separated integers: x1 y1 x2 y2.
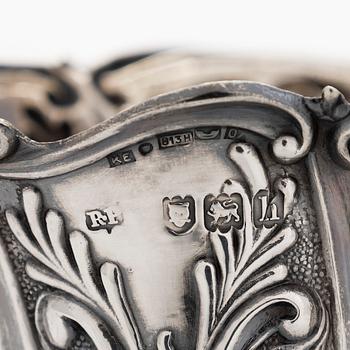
1 52 350 141
0 76 348 349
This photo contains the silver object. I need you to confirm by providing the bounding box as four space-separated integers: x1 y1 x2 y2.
1 51 350 141
0 57 349 349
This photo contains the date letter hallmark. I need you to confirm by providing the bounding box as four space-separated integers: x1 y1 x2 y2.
156 143 329 349
4 142 330 350
85 205 123 233
253 189 284 228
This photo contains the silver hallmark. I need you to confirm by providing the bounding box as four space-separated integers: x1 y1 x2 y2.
0 81 348 349
204 193 243 232
158 130 194 149
85 205 123 233
163 196 196 235
194 127 221 140
107 149 136 167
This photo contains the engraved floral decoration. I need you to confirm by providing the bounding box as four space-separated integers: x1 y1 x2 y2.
5 141 330 350
6 187 142 350
158 142 330 350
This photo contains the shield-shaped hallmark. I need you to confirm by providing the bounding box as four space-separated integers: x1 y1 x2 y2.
0 81 348 350
163 196 196 235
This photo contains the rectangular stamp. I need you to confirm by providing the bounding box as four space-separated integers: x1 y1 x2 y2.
107 149 136 167
158 130 194 149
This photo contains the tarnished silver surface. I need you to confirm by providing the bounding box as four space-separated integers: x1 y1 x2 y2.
0 61 349 349
1 52 350 141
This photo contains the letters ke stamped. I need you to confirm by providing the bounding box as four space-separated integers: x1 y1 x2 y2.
0 82 347 349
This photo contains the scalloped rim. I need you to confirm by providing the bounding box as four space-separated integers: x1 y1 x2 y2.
0 81 313 179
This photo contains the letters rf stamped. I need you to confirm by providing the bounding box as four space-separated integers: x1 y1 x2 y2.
85 205 123 233
0 82 348 350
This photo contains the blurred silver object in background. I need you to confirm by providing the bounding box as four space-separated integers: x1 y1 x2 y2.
0 53 349 350
0 51 349 141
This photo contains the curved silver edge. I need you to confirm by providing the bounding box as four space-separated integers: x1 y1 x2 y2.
0 81 313 178
0 80 348 349
307 153 348 350
0 237 37 350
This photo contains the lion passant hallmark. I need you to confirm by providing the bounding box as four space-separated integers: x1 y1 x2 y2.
0 81 348 349
163 189 285 235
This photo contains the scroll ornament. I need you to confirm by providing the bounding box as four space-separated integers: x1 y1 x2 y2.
6 142 330 349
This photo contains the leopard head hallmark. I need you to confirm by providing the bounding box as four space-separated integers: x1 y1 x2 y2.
163 196 196 235
0 81 344 350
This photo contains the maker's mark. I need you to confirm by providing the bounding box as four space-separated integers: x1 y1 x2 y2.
4 140 330 350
